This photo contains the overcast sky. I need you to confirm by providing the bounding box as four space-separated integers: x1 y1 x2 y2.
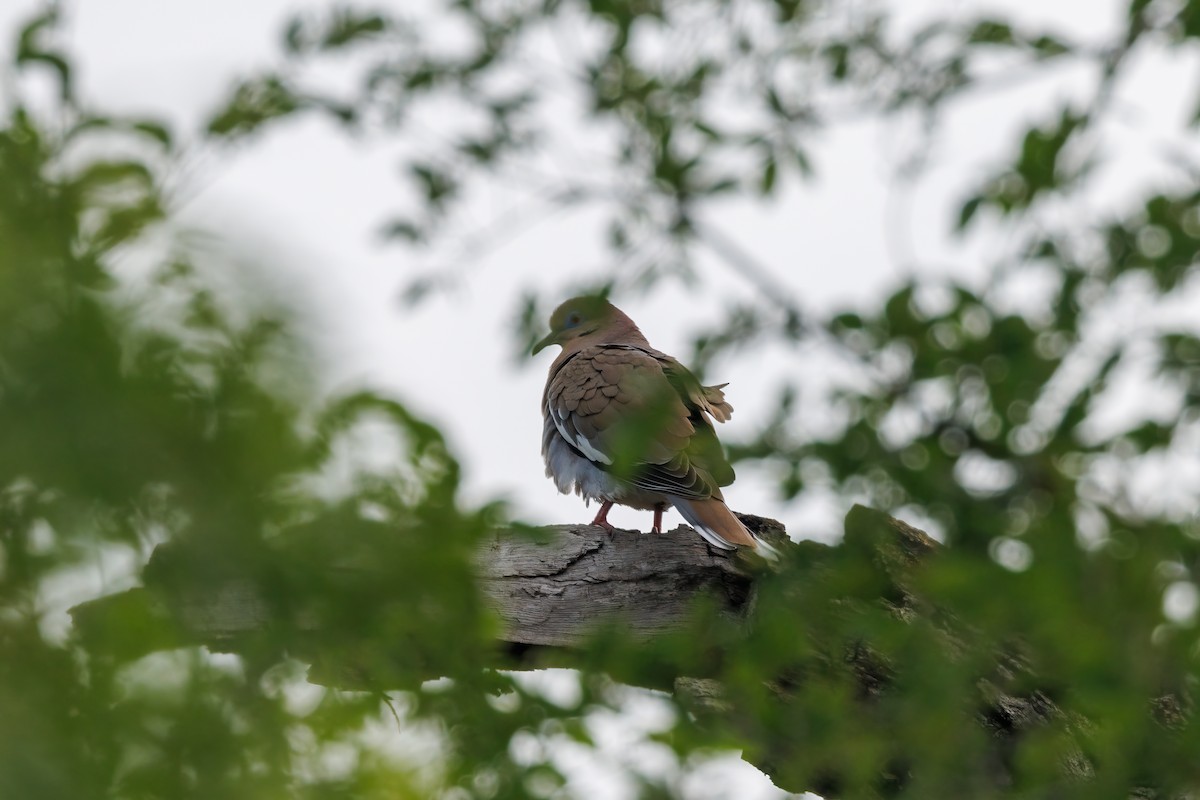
1 0 1159 537
6 0 1193 795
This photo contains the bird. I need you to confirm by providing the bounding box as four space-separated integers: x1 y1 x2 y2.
532 295 778 557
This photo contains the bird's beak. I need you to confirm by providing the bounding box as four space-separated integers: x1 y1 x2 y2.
531 331 558 356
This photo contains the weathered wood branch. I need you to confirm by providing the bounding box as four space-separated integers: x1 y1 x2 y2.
61 508 991 796
70 513 787 657
477 513 786 648
71 507 1174 797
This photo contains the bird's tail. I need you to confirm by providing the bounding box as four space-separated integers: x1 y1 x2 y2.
671 496 782 561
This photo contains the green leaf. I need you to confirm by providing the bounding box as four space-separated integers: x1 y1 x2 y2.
1123 421 1174 452
825 42 850 80
62 116 173 152
321 10 388 50
831 312 864 330
15 6 57 52
14 10 72 101
884 284 921 337
793 146 813 177
408 162 458 209
380 218 426 243
967 20 1017 45
760 157 778 196
206 75 302 137
1029 34 1071 57
131 120 173 148
70 160 157 199
283 16 306 53
957 195 983 230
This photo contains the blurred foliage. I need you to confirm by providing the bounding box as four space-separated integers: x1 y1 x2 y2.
0 8 577 800
6 0 1200 798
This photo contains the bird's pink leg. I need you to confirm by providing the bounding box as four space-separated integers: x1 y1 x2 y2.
651 504 664 534
590 500 616 532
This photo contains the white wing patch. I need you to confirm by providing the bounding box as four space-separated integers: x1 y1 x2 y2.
549 403 613 465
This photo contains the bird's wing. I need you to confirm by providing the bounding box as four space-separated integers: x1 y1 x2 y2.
651 352 737 488
652 352 734 424
544 345 731 499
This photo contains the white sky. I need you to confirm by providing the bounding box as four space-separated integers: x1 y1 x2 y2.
2 0 1166 535
6 0 1195 796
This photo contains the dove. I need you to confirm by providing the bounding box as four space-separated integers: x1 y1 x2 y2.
532 295 778 557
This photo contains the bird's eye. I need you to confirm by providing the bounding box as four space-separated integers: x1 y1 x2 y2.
564 312 583 329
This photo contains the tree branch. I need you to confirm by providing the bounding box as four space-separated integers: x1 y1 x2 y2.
69 507 1178 797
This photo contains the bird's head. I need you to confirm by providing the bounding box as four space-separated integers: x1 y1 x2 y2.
531 295 644 356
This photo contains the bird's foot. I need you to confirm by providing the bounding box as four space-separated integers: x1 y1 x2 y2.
651 505 664 534
590 501 616 534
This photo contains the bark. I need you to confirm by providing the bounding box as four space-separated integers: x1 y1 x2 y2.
476 514 784 647
70 514 785 655
69 506 1168 796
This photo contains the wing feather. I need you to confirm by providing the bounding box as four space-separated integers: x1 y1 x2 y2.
543 345 736 499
